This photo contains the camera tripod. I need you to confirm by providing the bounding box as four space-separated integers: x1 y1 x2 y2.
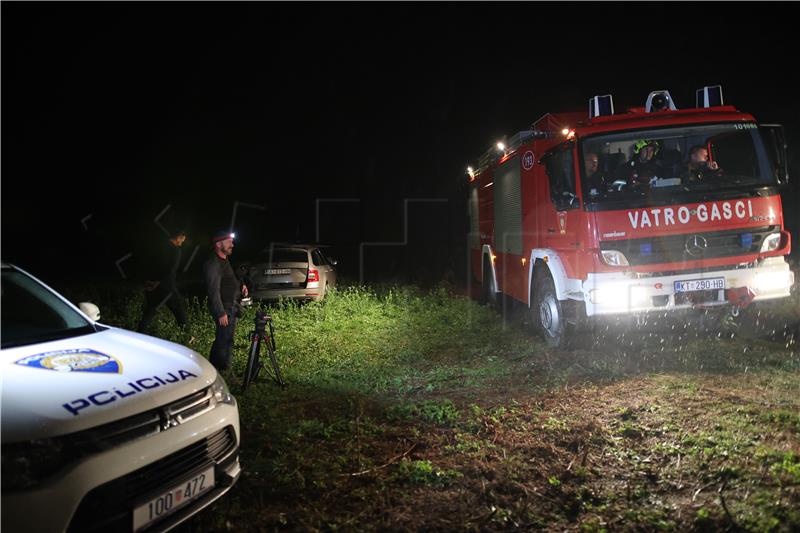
242 310 285 390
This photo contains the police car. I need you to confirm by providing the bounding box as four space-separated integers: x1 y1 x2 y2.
1 263 241 532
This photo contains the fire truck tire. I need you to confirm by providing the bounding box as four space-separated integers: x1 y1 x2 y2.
534 273 568 348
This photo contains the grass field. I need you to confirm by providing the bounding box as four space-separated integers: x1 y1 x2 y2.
68 280 800 532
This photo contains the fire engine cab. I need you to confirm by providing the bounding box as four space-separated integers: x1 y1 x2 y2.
467 86 794 348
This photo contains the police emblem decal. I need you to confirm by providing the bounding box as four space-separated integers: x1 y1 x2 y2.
15 349 122 373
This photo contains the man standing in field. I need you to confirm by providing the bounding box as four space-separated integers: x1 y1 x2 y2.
203 230 248 372
137 228 192 341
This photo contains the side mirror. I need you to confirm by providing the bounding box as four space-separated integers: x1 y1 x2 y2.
760 124 790 186
562 191 579 208
78 302 101 321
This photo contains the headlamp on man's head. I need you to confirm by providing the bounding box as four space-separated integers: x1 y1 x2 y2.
211 230 236 243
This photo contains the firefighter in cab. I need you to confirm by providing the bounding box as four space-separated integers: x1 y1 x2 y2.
584 151 611 195
684 144 723 182
618 139 663 186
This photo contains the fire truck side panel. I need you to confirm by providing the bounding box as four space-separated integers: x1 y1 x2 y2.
492 252 522 302
476 169 495 282
492 155 529 301
518 142 541 303
520 143 541 254
468 184 482 285
492 156 523 257
467 185 480 250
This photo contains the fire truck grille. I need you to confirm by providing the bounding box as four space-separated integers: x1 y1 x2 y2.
600 226 777 266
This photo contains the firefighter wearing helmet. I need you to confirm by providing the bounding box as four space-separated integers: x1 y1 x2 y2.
618 139 662 186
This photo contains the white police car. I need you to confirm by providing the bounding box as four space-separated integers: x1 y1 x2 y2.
1 263 241 532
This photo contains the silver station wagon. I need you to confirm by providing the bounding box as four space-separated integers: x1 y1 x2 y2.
239 245 337 302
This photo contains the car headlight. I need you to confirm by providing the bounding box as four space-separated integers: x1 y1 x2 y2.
600 250 629 267
211 374 236 406
760 232 782 253
1 439 66 491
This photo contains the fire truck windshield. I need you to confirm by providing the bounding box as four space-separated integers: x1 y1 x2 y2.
580 123 778 210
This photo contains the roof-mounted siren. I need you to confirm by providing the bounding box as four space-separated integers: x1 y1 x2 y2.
645 90 677 112
696 85 724 108
589 94 614 119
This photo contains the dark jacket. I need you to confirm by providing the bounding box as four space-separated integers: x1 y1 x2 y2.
686 162 722 182
203 254 241 319
617 157 663 184
144 240 183 290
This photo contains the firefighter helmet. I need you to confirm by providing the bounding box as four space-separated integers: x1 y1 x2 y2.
633 139 660 155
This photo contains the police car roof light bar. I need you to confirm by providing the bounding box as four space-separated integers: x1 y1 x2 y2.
696 85 724 108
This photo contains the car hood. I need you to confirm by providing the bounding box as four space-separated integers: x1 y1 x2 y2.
1 327 216 443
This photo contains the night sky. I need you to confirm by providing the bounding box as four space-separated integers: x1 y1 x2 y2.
3 3 799 286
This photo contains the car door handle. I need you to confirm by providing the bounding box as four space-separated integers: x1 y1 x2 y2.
547 228 556 233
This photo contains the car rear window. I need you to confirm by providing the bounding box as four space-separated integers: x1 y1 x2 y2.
259 249 308 263
311 250 328 266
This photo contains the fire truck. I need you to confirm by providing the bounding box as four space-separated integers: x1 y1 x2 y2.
467 86 794 348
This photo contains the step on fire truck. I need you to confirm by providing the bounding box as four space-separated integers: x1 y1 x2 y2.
467 86 794 348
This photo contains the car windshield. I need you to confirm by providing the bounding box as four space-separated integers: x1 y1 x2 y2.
258 249 308 264
580 123 777 210
1 268 95 349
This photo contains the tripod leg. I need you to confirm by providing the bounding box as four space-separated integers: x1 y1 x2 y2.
242 334 261 391
265 335 285 386
253 336 264 382
268 320 277 352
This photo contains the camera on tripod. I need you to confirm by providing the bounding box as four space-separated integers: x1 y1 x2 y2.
254 310 270 331
242 309 285 390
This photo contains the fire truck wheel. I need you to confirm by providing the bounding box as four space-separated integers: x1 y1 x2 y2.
534 273 567 348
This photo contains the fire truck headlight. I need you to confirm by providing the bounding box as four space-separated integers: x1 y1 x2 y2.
754 271 793 293
600 250 630 267
760 233 782 253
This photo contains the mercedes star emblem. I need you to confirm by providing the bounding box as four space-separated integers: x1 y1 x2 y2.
684 235 708 257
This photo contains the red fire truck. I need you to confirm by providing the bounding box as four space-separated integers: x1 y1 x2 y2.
468 87 794 348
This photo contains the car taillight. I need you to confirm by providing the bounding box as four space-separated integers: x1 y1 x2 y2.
307 269 319 282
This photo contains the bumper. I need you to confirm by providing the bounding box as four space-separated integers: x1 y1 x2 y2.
583 257 794 317
251 286 323 302
1 401 240 532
